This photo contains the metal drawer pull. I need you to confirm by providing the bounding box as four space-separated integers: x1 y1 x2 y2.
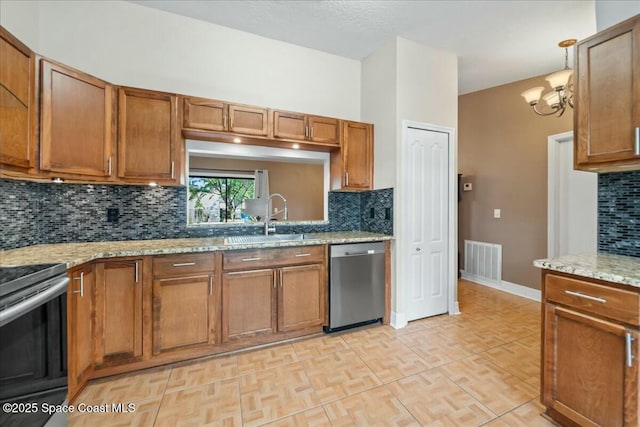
280 270 283 287
273 270 277 288
135 261 139 283
209 276 213 295
635 127 639 155
171 161 175 179
564 290 606 303
295 253 311 257
72 272 84 297
242 257 261 262
626 333 635 367
172 262 196 267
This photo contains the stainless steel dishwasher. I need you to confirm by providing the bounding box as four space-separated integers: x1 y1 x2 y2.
325 242 386 332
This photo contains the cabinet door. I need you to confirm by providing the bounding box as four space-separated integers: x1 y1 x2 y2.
543 304 638 426
228 104 268 136
309 116 339 145
342 121 373 189
152 275 214 355
40 60 114 177
118 87 180 183
94 260 142 367
183 97 228 131
68 265 94 396
273 110 307 141
277 264 325 332
222 269 276 342
575 16 640 169
0 27 36 170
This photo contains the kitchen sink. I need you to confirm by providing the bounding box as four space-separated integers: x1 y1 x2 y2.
223 234 308 244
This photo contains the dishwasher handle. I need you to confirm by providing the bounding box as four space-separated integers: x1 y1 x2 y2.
331 242 386 258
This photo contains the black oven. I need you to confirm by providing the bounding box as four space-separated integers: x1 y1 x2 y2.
0 264 69 427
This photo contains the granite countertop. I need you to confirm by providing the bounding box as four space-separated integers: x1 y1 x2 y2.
534 253 640 288
0 231 393 268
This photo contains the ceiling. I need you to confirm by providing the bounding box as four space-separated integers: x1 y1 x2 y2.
129 0 598 94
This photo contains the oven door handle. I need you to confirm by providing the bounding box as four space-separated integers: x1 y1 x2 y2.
0 276 70 327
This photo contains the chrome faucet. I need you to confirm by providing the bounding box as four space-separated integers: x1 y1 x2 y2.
265 193 288 235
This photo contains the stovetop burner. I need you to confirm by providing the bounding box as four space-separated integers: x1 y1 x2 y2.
0 263 67 298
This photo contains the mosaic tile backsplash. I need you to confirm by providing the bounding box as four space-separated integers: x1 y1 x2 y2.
0 179 394 250
598 171 640 258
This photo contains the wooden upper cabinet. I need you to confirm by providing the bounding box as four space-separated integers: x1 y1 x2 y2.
575 15 640 171
118 87 180 184
309 115 339 145
0 27 36 171
273 110 307 140
272 110 340 145
341 120 373 190
183 96 228 131
40 59 115 178
228 104 268 136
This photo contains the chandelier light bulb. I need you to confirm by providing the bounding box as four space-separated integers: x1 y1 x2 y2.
545 69 573 90
543 91 561 107
521 86 544 104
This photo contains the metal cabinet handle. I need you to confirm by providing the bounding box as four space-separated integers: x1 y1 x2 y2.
73 272 84 297
230 115 234 129
305 126 309 138
242 257 261 262
209 276 213 295
224 115 228 130
635 127 639 155
295 253 311 257
135 261 139 283
279 270 283 288
564 290 606 303
345 171 349 186
311 127 314 139
273 270 276 288
172 262 196 267
626 333 635 367
108 157 112 176
171 161 175 179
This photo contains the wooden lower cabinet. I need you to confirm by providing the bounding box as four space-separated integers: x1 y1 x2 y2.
221 262 325 342
542 271 640 427
152 274 215 355
278 264 325 332
67 264 94 398
221 269 277 343
94 260 142 367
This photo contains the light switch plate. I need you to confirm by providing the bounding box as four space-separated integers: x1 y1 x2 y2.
494 209 501 219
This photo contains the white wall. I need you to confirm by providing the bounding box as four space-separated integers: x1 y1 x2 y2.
361 39 397 191
361 36 458 323
0 0 39 48
595 0 640 31
0 0 361 120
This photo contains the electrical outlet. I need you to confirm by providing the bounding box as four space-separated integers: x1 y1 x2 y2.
370 208 375 219
385 208 391 220
107 208 119 222
463 183 472 191
494 209 501 219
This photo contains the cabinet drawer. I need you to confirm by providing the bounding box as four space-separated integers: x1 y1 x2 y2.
223 245 325 270
153 253 215 277
545 274 640 326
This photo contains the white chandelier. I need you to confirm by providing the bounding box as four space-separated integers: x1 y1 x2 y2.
521 39 576 117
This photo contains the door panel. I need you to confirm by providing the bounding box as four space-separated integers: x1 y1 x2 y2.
222 269 276 342
278 264 324 332
405 127 449 320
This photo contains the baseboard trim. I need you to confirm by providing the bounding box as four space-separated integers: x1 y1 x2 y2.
390 311 408 329
461 271 541 302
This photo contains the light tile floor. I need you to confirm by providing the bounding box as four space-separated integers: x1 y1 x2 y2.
68 280 557 426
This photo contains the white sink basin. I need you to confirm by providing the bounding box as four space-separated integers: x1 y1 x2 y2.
223 234 307 244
